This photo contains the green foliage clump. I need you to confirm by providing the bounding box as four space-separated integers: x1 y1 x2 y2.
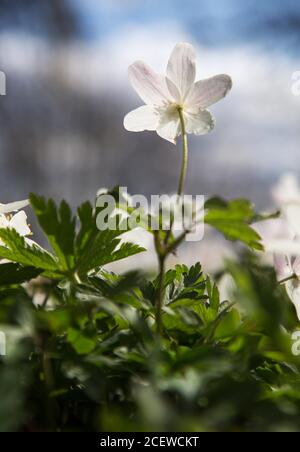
0 194 299 433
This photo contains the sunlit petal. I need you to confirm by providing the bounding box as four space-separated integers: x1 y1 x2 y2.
10 211 31 236
286 280 300 321
156 108 180 144
0 199 29 215
292 256 300 276
167 42 196 99
128 61 171 106
124 105 160 132
184 109 215 135
185 74 232 108
274 254 293 281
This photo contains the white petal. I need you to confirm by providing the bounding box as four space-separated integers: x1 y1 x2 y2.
167 42 196 99
0 214 9 229
292 256 300 276
128 61 171 106
156 120 180 144
124 105 160 132
184 109 215 135
185 74 232 108
10 211 31 236
0 199 29 214
156 108 180 144
165 77 181 103
274 254 293 281
286 280 300 320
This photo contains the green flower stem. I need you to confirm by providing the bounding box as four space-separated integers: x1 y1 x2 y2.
156 255 166 335
164 107 189 246
155 107 189 335
177 106 189 198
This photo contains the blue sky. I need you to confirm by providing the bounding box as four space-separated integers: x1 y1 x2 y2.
71 0 300 54
1 0 300 207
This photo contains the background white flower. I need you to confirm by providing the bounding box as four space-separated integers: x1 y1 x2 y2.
274 254 300 320
124 42 232 143
256 174 300 320
259 174 300 256
272 173 300 238
0 200 31 247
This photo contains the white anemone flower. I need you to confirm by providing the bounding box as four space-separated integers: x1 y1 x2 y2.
0 211 31 238
124 42 232 143
271 173 300 238
256 174 300 256
258 174 300 320
274 254 300 320
0 200 31 246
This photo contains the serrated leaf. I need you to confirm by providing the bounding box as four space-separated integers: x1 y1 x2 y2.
0 263 41 285
30 194 76 271
67 328 96 355
77 228 145 274
214 308 241 340
205 197 263 250
0 228 58 272
75 201 95 255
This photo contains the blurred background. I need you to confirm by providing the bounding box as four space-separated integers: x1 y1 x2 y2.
0 0 299 270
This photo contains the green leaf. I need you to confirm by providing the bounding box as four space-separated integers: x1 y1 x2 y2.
165 263 207 305
205 197 263 250
75 201 95 255
77 228 145 275
30 194 76 271
67 328 96 355
25 195 146 278
89 270 141 296
0 228 58 273
214 308 241 340
0 263 41 286
207 280 220 312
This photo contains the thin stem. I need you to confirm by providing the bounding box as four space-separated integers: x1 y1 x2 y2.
279 274 297 285
155 107 189 335
156 256 166 335
177 106 189 198
164 106 189 245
